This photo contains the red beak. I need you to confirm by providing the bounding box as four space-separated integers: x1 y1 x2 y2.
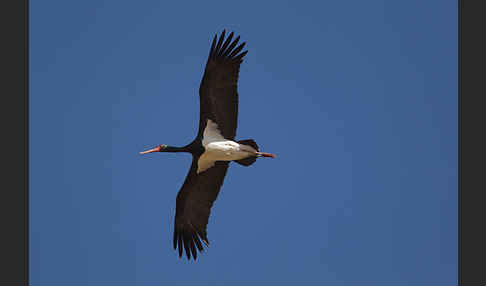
139 145 161 155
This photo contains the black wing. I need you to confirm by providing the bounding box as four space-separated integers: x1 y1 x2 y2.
197 30 248 140
172 31 247 260
173 158 229 260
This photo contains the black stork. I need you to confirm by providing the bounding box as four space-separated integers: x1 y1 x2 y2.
140 30 275 260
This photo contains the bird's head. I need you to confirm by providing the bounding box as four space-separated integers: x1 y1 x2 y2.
139 144 168 154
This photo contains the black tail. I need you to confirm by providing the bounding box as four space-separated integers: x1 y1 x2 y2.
235 139 259 167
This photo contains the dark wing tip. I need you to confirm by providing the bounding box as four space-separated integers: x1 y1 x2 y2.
177 234 183 258
208 30 248 62
173 228 178 250
183 234 191 260
234 50 248 63
174 224 209 261
202 239 210 247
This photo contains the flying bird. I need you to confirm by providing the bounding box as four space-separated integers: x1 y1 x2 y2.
140 30 275 260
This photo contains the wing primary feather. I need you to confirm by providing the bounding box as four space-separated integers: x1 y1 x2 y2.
189 238 198 260
197 230 207 244
193 233 204 252
183 233 192 260
199 231 210 246
214 30 226 56
221 35 240 58
209 34 218 60
233 50 248 62
173 228 178 250
178 234 183 258
228 42 246 58
203 239 209 247
218 31 234 57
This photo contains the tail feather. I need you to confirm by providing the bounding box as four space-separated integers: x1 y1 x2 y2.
235 139 259 167
235 157 257 166
237 139 259 151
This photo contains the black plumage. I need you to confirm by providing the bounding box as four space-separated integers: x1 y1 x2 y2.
140 30 274 261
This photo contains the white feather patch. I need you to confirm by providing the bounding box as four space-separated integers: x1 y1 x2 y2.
202 119 224 147
197 119 255 173
198 119 223 173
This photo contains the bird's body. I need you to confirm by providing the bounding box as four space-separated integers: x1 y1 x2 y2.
197 119 264 173
199 140 256 172
140 30 275 260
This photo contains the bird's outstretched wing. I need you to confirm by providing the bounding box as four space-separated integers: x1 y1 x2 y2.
197 30 248 141
173 158 229 260
173 30 247 260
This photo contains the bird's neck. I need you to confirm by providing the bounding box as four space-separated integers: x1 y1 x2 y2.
165 146 189 153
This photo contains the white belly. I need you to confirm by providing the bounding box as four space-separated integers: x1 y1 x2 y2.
197 140 254 173
196 119 256 173
204 141 250 161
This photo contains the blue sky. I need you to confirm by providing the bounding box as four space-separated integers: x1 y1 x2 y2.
30 0 457 285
